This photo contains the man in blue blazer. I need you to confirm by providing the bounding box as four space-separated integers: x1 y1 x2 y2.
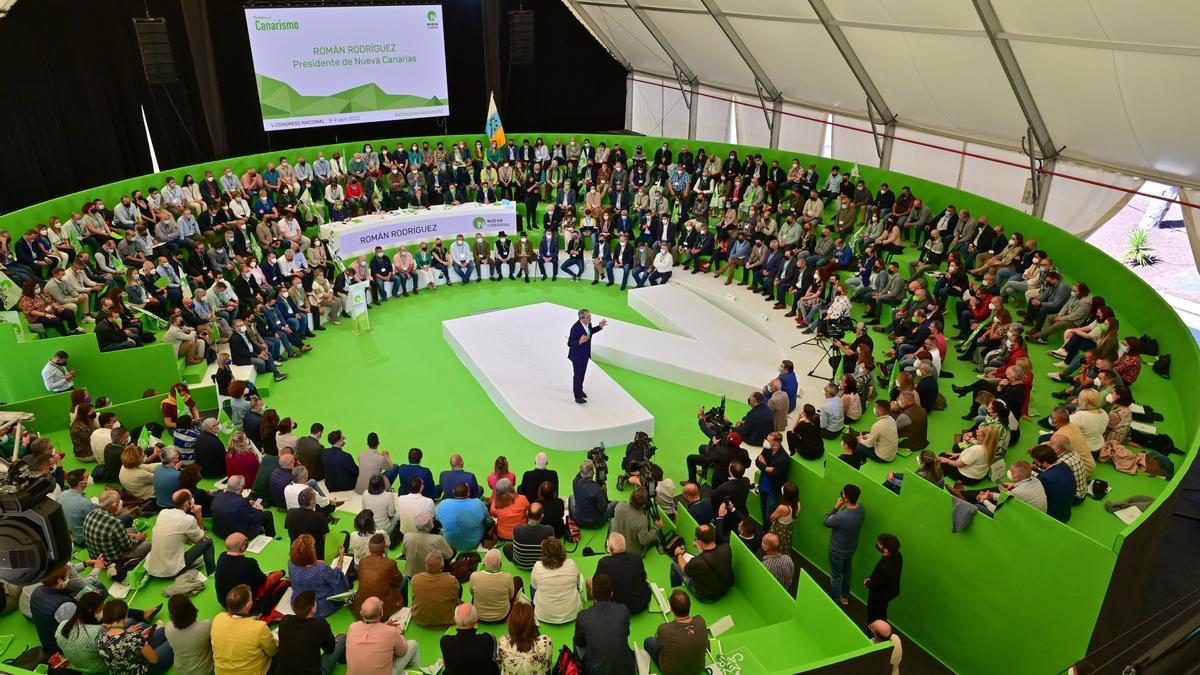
537 230 559 281
568 309 607 404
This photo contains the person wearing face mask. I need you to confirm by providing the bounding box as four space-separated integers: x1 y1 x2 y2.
512 232 534 282
448 234 473 284
470 234 491 282
537 230 559 281
490 232 514 281
1027 281 1092 343
368 246 401 299
560 230 585 282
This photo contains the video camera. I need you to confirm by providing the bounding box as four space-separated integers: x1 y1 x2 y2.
616 431 657 491
587 442 609 484
0 459 71 585
819 315 855 342
701 396 732 437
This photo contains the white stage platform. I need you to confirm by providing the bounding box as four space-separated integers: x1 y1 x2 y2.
443 303 655 451
442 284 784 450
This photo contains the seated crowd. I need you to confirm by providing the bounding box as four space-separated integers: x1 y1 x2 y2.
2 135 1158 674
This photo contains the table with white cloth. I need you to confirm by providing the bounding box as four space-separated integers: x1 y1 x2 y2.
319 202 518 258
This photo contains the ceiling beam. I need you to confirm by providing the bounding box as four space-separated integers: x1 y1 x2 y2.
998 31 1200 58
561 0 631 70
622 0 697 84
972 0 1059 161
806 0 895 126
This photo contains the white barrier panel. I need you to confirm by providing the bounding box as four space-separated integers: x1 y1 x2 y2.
320 203 518 257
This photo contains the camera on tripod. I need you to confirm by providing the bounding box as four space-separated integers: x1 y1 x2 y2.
616 431 657 491
819 315 855 342
587 442 609 484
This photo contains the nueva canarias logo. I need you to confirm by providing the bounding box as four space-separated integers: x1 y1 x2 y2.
426 10 438 22
472 217 486 230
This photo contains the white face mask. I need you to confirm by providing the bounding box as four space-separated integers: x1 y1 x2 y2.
1005 470 1014 482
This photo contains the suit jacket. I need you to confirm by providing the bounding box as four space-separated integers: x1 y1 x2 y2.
514 239 534 258
352 555 405 619
230 331 259 366
355 450 395 494
710 476 751 513
322 447 360 492
296 436 326 482
568 320 602 362
195 431 227 478
611 241 634 265
518 468 559 503
538 236 558 258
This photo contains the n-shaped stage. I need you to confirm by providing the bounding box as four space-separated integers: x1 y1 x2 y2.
441 284 782 450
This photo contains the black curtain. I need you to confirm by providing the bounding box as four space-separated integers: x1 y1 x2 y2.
202 0 627 157
0 0 626 212
0 0 153 213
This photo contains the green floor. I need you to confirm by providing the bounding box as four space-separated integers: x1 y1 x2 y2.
1 242 1179 673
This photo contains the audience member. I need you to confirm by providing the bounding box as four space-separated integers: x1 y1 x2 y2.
275 589 345 675
496 601 553 675
351 534 406 620
212 474 275 539
164 594 214 675
823 484 865 605
864 533 903 624
518 451 558 503
645 590 708 675
214 533 287 615
411 551 460 630
438 453 482 498
470 549 520 623
287 533 349 619
145 489 215 578
211 585 278 674
439 604 497 675
573 573 635 674
761 533 795 589
531 537 583 624
403 512 455 578
594 532 651 614
347 596 421 674
436 481 488 551
669 524 733 603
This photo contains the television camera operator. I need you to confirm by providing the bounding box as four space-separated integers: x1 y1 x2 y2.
831 321 874 376
616 431 656 490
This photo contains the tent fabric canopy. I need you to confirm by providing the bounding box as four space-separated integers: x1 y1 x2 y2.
564 0 1200 190
564 0 1198 267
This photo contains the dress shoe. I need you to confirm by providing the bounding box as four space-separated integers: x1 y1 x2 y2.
575 397 587 404
784 310 797 318
1051 390 1070 400
773 302 786 309
952 384 967 395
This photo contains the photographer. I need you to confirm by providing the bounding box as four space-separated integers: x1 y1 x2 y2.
570 460 615 529
698 392 772 449
612 488 662 557
685 431 750 490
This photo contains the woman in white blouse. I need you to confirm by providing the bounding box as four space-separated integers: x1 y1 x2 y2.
529 537 582 624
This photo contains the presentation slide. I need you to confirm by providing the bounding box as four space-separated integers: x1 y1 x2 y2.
244 5 449 131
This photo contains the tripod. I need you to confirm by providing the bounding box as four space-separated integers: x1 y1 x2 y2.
794 333 840 382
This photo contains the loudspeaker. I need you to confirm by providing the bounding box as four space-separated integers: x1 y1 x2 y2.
133 17 177 85
508 10 535 66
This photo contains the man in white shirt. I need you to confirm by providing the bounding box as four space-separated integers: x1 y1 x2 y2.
648 242 674 286
145 489 214 578
41 351 76 393
397 477 437 534
283 466 337 513
89 413 120 458
974 461 1047 514
277 215 310 251
449 234 474 284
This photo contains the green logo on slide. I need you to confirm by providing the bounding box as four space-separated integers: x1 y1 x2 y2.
427 10 438 22
472 217 486 230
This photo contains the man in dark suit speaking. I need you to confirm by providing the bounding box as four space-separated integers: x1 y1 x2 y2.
567 309 607 404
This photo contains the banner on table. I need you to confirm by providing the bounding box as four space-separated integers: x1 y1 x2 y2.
323 204 518 257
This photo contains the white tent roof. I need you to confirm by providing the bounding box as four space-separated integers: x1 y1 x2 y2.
564 0 1200 189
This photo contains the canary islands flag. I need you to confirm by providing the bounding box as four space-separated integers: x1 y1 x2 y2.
485 92 505 147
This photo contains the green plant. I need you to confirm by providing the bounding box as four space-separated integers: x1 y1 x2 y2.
1122 225 1158 267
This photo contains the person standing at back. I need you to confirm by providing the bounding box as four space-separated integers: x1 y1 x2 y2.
823 484 866 605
